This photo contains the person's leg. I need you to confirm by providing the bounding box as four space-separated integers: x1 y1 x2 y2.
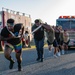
61 45 65 54
28 36 31 48
66 41 69 50
65 45 68 50
39 38 44 62
47 40 52 51
63 44 67 54
22 40 26 48
56 39 62 56
60 41 64 55
4 45 15 69
15 42 22 71
34 39 41 61
53 39 59 57
16 52 22 71
64 43 68 54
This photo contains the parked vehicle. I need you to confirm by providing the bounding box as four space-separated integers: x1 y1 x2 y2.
68 39 75 49
56 16 75 49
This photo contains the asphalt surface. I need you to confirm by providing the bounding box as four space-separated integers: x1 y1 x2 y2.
0 48 75 75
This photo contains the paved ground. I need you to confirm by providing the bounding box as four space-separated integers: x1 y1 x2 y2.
0 48 75 75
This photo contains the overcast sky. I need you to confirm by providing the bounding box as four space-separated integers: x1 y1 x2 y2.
0 0 75 25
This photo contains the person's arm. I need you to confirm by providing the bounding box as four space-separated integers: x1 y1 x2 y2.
0 35 15 41
42 24 54 31
21 26 24 37
32 25 35 31
0 29 16 41
19 26 24 41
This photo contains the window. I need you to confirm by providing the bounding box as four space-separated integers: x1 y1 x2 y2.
56 20 75 30
70 21 75 29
